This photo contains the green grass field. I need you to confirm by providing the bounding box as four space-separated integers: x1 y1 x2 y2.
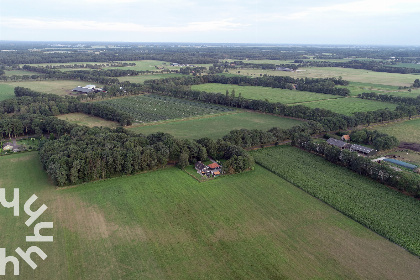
371 118 420 143
191 83 343 104
228 67 420 87
0 80 97 96
340 82 420 97
252 145 420 257
295 97 398 115
1 152 419 279
0 83 16 100
128 111 303 139
389 63 420 70
99 95 233 123
57 113 119 128
118 73 185 83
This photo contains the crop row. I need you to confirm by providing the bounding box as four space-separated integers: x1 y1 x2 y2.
99 95 233 123
251 145 420 257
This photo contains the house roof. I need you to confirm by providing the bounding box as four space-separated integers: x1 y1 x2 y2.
213 171 220 175
350 144 375 154
342 135 350 141
208 162 220 169
195 161 206 170
326 138 349 149
72 86 94 93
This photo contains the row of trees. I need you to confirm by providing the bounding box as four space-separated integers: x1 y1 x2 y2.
297 60 420 74
139 77 418 131
292 135 420 197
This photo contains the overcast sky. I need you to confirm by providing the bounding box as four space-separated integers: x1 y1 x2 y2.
1 0 419 45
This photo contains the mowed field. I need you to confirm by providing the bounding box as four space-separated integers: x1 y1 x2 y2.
0 83 15 100
297 97 398 115
191 83 343 104
57 113 119 128
118 73 185 83
370 117 420 144
0 80 95 96
128 111 303 139
340 81 420 97
1 152 419 279
228 67 419 87
252 145 420 257
99 95 233 123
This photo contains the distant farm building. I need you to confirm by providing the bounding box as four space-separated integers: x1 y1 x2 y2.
276 67 293 72
349 144 377 156
72 85 102 94
326 138 351 149
195 161 208 175
194 161 222 177
326 138 376 156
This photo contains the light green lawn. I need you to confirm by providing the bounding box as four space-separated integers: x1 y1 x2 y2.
191 83 343 104
128 111 303 139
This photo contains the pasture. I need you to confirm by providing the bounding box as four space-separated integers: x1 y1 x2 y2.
128 111 303 139
0 83 15 100
252 145 420 257
56 113 119 128
296 97 398 115
228 67 419 87
118 73 185 83
99 95 233 123
370 118 420 144
191 83 343 104
0 80 96 96
340 82 420 97
1 152 419 279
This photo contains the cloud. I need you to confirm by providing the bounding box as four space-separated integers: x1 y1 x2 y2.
1 17 247 33
257 0 420 22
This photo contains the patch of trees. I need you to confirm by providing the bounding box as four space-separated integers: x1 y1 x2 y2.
297 60 420 74
350 129 399 150
414 79 420 88
292 135 420 197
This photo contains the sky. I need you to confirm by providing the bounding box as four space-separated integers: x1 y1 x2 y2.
1 0 419 45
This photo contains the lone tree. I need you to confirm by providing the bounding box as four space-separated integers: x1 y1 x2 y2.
413 79 420 88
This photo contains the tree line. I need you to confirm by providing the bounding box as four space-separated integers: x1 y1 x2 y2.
296 60 420 74
139 76 418 130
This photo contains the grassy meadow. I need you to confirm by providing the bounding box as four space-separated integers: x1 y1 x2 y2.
228 67 419 87
118 73 185 83
128 111 303 139
252 145 420 257
340 82 420 97
0 152 419 279
0 80 96 96
56 113 119 128
191 83 343 104
296 97 398 115
370 117 420 144
0 83 16 100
